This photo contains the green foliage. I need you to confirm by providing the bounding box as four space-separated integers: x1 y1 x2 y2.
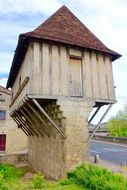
0 173 8 190
66 164 127 190
107 119 127 136
60 178 72 186
0 163 25 181
32 172 45 189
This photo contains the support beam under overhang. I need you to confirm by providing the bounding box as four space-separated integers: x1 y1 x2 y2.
88 103 113 141
32 98 66 139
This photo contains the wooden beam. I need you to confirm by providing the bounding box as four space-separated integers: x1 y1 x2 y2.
19 108 39 137
88 106 101 124
32 98 66 139
12 116 29 136
88 103 113 141
19 127 28 136
15 113 33 136
15 112 33 136
10 77 29 107
26 101 50 137
22 106 44 137
27 94 83 101
14 114 32 136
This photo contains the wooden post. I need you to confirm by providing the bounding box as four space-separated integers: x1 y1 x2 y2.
94 154 100 164
88 103 113 141
88 106 101 124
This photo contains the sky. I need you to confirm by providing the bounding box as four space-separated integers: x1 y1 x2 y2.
0 0 127 121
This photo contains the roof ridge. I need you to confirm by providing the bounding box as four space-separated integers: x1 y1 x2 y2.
34 5 67 31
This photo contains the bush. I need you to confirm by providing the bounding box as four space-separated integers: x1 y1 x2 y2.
66 164 127 190
32 172 44 189
107 119 127 137
60 178 72 186
0 163 25 181
0 173 8 190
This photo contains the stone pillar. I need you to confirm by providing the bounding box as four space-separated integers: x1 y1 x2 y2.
28 98 94 179
57 98 94 174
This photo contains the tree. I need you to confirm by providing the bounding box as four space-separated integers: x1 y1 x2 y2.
107 103 127 137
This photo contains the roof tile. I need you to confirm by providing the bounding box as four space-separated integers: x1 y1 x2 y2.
23 5 120 56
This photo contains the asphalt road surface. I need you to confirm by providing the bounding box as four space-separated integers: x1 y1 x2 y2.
90 141 127 165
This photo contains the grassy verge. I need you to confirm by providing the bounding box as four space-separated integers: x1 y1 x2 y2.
0 163 84 190
1 163 127 190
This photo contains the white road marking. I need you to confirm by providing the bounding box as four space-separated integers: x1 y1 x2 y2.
96 149 109 153
90 150 100 154
103 148 118 152
110 148 126 152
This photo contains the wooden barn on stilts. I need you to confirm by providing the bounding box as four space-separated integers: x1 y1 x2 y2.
6 6 121 179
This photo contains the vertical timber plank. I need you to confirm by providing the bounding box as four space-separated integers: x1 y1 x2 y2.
27 42 34 94
42 43 50 95
39 43 43 94
33 42 40 94
84 51 93 97
60 47 69 96
98 54 108 99
91 52 99 98
105 56 116 100
52 45 60 95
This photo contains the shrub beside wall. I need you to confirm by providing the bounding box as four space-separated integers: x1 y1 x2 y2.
107 119 127 137
65 164 127 190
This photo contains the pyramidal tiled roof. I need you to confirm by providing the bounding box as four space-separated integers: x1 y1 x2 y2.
24 5 120 56
7 5 121 88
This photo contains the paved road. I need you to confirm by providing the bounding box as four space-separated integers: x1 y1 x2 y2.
90 141 127 165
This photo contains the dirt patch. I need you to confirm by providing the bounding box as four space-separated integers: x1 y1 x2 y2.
22 172 34 182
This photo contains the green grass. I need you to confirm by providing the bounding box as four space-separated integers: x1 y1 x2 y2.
7 179 84 190
7 181 84 190
0 163 84 190
1 163 127 190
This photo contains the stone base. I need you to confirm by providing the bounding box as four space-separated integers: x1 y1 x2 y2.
28 98 94 179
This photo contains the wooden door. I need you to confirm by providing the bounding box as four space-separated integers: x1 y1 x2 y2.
69 58 83 97
0 134 6 151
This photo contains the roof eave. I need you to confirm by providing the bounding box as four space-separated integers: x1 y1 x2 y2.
6 35 121 88
6 35 29 88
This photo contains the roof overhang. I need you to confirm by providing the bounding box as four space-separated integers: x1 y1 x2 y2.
6 35 121 89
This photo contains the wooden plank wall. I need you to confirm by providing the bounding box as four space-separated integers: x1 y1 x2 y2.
11 45 30 111
32 42 69 96
11 41 116 111
31 42 115 100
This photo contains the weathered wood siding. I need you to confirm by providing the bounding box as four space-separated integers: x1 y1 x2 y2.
11 41 115 111
11 44 31 111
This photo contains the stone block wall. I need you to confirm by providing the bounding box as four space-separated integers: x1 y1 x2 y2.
28 98 94 179
0 89 28 153
58 99 94 173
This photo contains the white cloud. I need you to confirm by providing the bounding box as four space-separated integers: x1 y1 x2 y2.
0 0 62 15
0 52 13 73
0 78 8 87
